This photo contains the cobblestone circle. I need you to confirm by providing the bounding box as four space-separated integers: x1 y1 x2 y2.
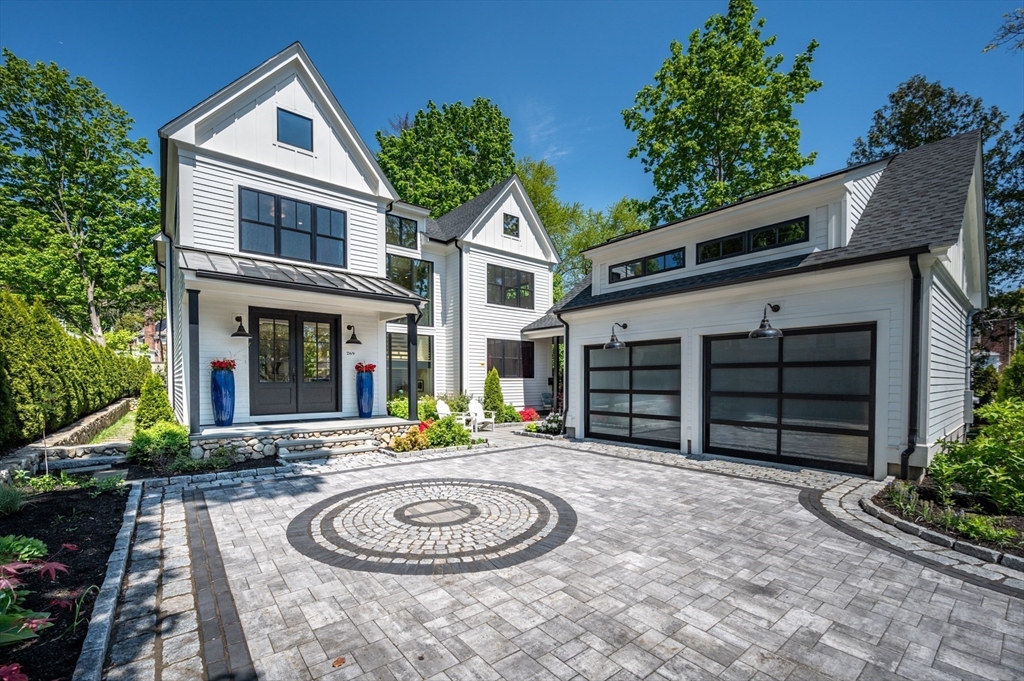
287 478 577 574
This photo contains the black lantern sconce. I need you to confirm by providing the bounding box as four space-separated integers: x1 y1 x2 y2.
749 303 783 339
230 315 251 339
604 322 628 350
345 324 362 345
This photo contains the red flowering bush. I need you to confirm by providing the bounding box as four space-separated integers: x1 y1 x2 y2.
210 358 236 371
417 419 435 432
519 408 540 422
355 363 376 373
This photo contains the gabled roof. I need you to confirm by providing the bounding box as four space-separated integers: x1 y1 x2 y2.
159 42 399 201
424 176 518 242
522 275 593 331
558 131 983 314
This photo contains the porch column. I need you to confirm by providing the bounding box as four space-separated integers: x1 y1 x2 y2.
187 289 200 435
553 337 560 415
407 312 418 421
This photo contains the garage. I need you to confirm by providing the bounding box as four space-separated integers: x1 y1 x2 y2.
585 340 681 447
703 324 875 475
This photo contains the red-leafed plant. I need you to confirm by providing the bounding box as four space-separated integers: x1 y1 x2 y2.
355 363 376 373
519 408 540 422
0 663 29 681
210 358 236 371
0 539 75 648
417 419 435 432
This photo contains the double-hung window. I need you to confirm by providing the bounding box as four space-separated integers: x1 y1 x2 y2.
487 339 534 378
386 214 418 249
239 188 346 267
387 254 433 326
486 264 534 309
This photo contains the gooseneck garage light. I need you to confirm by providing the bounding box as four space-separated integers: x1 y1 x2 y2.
604 322 628 350
231 316 251 338
345 324 362 345
749 304 783 339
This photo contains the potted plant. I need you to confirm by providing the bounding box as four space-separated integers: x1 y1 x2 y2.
210 358 237 426
355 362 376 418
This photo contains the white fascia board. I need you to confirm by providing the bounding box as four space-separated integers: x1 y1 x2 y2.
391 201 431 218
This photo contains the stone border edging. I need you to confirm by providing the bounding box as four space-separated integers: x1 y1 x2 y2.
72 481 143 681
859 496 1024 572
514 430 564 441
141 464 294 489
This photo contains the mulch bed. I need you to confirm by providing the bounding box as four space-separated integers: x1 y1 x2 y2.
873 478 1024 559
112 456 285 480
0 488 127 681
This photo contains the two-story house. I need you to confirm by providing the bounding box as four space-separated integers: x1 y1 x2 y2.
154 43 558 438
536 132 986 480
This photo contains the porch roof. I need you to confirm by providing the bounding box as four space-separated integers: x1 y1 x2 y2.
176 247 424 308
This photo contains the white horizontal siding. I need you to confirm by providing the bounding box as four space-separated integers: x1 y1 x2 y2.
927 275 968 443
169 258 186 423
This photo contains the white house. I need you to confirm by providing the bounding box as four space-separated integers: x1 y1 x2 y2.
535 132 986 480
154 43 558 437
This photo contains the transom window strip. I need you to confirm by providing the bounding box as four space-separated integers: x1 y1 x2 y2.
610 248 685 283
239 188 346 267
697 216 808 264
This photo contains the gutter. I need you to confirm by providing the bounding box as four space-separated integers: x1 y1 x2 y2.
555 312 569 435
456 240 465 393
901 254 923 480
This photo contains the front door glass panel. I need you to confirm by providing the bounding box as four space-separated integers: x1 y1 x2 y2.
258 318 290 382
303 321 332 382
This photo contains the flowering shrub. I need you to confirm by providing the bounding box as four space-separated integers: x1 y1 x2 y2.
519 408 540 422
210 358 236 371
355 363 376 373
417 419 435 432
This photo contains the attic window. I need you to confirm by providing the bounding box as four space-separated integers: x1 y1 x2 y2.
503 213 520 238
277 109 313 151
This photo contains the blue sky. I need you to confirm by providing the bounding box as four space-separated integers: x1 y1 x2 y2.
1 1 1020 213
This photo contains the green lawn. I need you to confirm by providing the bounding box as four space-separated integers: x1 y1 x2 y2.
89 411 136 444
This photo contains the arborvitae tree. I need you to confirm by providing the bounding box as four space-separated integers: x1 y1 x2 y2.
135 372 176 433
483 368 504 416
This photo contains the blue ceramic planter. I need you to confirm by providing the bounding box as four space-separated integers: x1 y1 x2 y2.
211 369 235 427
356 371 373 418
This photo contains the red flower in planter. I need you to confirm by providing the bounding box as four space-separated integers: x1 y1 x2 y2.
355 363 376 373
210 359 236 371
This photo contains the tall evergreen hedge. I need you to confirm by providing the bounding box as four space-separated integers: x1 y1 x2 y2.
0 291 150 449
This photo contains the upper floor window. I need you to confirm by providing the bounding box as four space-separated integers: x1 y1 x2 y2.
239 188 345 267
277 109 313 151
697 216 809 264
610 248 685 283
487 264 534 309
386 214 418 249
503 213 520 238
387 254 433 326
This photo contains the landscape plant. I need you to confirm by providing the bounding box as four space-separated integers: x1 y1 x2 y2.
500 404 522 423
0 487 24 517
425 416 472 448
128 421 189 467
0 537 69 647
997 349 1024 401
519 408 540 422
483 368 504 416
134 372 175 433
437 392 471 413
390 426 429 453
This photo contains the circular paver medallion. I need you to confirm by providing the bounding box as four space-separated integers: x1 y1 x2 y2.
287 478 576 574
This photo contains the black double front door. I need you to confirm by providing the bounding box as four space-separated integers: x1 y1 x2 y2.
249 308 339 416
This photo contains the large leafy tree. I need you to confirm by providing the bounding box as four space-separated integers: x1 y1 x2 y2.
375 98 515 217
0 49 159 344
623 0 821 224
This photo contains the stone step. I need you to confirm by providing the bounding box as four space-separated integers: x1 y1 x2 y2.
59 463 113 475
280 445 379 461
49 456 127 470
281 434 375 449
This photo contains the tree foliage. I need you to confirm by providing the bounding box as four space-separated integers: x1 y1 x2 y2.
848 76 1022 289
0 49 161 343
375 98 515 217
984 8 1024 53
623 0 821 223
135 372 176 433
483 368 504 416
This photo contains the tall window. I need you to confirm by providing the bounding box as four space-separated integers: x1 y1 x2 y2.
239 188 346 267
486 264 534 309
277 109 313 151
487 340 534 378
387 254 433 326
503 213 520 237
387 333 433 397
386 214 418 249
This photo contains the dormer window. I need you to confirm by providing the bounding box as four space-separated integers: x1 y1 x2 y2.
277 108 313 151
386 215 418 249
503 213 520 238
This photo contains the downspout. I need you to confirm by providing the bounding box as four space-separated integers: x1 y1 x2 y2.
555 312 569 436
901 254 923 480
456 240 465 394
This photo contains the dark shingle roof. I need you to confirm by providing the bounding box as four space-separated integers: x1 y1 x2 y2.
557 132 981 314
424 176 517 242
522 275 593 332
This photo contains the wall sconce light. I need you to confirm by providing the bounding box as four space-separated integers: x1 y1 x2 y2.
346 324 362 345
604 322 628 350
230 315 251 338
749 303 783 339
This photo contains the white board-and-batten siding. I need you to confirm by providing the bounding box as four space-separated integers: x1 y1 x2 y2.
464 191 553 263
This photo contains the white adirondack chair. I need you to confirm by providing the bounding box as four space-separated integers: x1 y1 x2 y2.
468 398 496 432
436 399 472 428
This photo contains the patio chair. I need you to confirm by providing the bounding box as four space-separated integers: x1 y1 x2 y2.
541 392 553 411
468 398 496 432
436 399 472 428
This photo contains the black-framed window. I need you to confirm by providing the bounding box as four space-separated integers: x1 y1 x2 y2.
277 109 313 151
387 254 433 326
610 248 685 283
697 216 809 264
503 213 520 238
386 214 418 249
387 333 433 397
585 340 681 447
486 264 534 309
488 339 534 378
704 323 876 475
239 188 346 267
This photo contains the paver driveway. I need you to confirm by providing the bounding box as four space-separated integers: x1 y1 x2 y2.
105 442 1024 680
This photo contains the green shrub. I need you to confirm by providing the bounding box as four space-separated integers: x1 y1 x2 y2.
437 392 471 413
387 396 409 419
391 426 429 452
955 513 1017 545
0 485 25 516
997 350 1024 401
973 364 1000 406
387 394 438 421
135 372 175 433
129 421 189 467
168 450 233 474
0 535 47 563
499 404 522 423
483 368 503 415
418 395 438 421
426 416 472 448
128 428 155 465
88 476 127 498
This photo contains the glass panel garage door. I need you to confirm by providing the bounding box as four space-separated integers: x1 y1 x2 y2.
586 340 681 447
704 324 875 475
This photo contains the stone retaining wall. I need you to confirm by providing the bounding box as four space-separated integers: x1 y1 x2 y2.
188 425 413 461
